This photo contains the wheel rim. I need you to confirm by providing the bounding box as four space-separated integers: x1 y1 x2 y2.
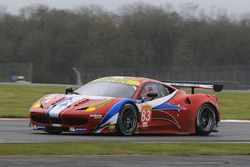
199 107 215 131
120 107 137 134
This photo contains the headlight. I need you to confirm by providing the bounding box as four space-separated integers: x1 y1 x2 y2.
85 100 112 112
33 101 42 109
86 106 96 112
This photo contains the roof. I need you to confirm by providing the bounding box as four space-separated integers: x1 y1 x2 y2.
92 76 159 86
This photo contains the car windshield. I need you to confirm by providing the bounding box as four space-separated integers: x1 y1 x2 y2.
75 82 138 98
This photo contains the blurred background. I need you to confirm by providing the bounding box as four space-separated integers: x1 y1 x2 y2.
0 0 250 89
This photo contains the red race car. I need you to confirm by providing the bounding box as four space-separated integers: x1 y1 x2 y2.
29 76 223 136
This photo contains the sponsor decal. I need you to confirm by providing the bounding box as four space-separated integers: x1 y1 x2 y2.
69 127 86 132
69 127 75 131
90 114 102 119
140 104 152 128
107 124 116 130
43 94 64 104
75 128 86 131
92 77 140 86
33 125 46 130
126 80 140 86
52 124 62 127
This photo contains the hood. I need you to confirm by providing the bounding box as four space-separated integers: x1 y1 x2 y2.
40 94 113 109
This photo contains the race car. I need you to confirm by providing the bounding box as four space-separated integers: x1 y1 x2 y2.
29 76 223 136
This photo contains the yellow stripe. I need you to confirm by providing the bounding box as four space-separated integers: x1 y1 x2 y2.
93 77 140 86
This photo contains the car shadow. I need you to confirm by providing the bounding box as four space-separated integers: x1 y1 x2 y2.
30 130 219 137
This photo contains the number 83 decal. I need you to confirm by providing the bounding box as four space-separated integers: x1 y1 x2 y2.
140 105 152 127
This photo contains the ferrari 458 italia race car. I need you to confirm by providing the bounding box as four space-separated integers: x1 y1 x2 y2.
29 76 223 136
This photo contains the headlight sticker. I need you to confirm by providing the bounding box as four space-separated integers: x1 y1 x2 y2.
85 100 112 112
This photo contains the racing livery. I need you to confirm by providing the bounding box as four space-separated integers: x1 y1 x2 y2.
29 76 223 135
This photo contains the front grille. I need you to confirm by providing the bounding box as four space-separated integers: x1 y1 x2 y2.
31 115 49 124
50 117 62 124
63 118 88 126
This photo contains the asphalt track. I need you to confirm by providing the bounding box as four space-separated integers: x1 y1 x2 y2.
0 156 250 167
1 120 249 167
0 120 250 143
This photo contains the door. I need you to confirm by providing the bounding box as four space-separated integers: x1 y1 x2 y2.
138 82 183 133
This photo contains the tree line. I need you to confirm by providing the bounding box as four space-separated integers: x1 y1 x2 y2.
0 3 250 83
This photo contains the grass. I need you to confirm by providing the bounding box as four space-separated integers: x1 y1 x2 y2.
0 84 250 119
0 84 64 117
215 91 250 119
197 90 250 120
0 143 250 156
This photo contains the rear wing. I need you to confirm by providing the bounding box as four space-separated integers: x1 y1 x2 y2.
164 82 223 94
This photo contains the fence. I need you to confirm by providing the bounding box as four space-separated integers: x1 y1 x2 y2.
0 63 249 90
79 65 250 90
0 63 32 82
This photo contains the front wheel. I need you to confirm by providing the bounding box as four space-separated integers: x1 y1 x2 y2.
196 104 216 136
117 104 138 136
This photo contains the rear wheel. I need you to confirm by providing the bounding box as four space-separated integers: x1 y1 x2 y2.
117 104 138 136
196 104 216 135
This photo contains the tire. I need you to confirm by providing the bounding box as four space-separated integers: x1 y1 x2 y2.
117 103 138 136
45 128 62 135
196 104 216 136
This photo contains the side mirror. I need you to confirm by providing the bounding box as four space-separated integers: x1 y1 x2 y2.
146 92 158 99
65 87 73 94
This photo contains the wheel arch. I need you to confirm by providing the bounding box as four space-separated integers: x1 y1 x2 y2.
185 94 220 133
116 101 139 136
126 102 140 122
188 94 220 119
204 102 220 123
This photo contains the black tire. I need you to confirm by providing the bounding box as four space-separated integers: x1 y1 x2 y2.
117 103 138 136
45 128 62 135
196 104 216 136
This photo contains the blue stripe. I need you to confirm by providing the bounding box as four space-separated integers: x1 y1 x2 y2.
153 103 182 111
46 98 68 117
46 105 56 117
95 99 135 131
